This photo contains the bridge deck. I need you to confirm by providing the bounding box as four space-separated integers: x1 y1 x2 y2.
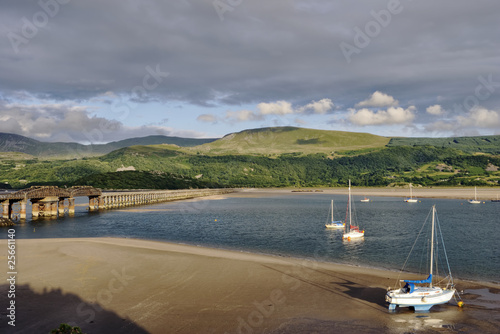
1 186 234 220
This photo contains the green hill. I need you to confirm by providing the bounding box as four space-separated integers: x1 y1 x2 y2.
190 127 390 155
0 133 217 158
1 127 499 189
388 135 500 154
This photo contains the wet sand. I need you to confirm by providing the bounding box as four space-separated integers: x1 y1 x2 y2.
1 238 499 333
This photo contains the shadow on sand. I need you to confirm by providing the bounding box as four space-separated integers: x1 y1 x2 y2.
337 282 389 308
0 284 149 334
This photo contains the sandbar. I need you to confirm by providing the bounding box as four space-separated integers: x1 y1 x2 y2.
231 187 500 201
1 237 499 333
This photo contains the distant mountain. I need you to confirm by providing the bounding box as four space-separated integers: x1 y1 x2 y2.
0 133 218 158
191 127 391 155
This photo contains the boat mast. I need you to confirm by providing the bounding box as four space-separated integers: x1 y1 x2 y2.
430 205 435 288
331 200 334 222
348 180 352 231
410 183 413 199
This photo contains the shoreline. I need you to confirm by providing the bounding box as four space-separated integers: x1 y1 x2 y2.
231 186 500 201
1 237 499 333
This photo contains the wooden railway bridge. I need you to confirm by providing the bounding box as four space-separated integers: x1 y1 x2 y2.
0 186 234 220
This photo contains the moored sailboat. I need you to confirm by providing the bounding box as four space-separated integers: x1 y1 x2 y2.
325 200 344 229
468 186 481 204
385 205 456 312
343 180 364 240
404 183 418 203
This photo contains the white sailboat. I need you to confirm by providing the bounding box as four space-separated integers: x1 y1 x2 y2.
404 183 418 203
343 180 364 240
468 187 481 204
325 200 344 229
386 205 456 312
360 197 370 203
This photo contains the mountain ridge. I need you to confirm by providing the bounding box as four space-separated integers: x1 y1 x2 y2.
0 132 218 157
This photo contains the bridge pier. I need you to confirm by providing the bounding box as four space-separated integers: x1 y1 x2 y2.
31 200 40 219
40 197 59 217
20 200 27 220
89 196 100 211
58 198 66 217
2 200 12 219
68 197 75 215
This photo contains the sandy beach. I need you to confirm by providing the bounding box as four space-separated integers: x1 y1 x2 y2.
1 237 499 334
232 187 500 201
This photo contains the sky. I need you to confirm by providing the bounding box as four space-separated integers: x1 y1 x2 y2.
0 0 499 143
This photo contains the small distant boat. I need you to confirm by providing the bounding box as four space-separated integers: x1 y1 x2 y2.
404 183 418 203
343 180 364 240
386 205 456 312
360 197 370 203
492 194 500 203
468 187 481 204
325 200 344 229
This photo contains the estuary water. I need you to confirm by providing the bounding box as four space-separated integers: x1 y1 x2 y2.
10 192 500 284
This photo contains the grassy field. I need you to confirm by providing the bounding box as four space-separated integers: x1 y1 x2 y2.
188 127 390 156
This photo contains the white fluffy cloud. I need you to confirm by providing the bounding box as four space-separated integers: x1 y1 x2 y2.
426 104 444 115
348 106 416 126
457 107 500 128
425 107 500 135
355 91 399 108
257 101 294 115
217 99 334 123
297 99 334 114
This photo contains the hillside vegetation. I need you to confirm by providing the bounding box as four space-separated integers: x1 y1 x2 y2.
388 135 500 154
0 132 217 158
1 127 499 189
190 127 390 156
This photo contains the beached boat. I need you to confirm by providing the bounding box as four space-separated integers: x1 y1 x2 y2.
404 183 418 203
468 187 481 204
360 197 370 203
385 205 456 312
325 200 344 229
343 180 364 240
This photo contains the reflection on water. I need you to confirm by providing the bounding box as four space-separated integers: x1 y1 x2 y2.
8 193 500 283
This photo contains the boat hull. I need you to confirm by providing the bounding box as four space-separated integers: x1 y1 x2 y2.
343 231 364 239
325 223 344 229
386 287 455 312
468 200 481 204
404 198 418 203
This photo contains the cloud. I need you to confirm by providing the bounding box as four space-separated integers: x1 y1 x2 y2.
426 104 444 115
297 98 334 114
457 107 500 128
0 101 207 143
256 101 294 116
1 1 500 137
197 114 217 123
355 91 399 108
348 106 416 126
425 107 500 135
223 99 334 122
294 118 307 125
